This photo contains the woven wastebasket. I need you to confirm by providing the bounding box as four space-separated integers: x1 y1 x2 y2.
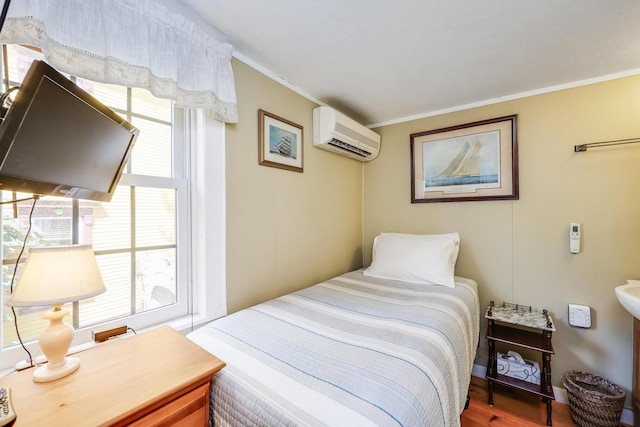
562 370 626 427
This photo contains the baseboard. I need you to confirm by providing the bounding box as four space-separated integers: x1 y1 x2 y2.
471 363 634 426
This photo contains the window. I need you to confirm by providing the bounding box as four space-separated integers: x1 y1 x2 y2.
0 45 219 369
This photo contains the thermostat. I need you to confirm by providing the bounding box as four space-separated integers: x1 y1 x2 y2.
568 304 591 328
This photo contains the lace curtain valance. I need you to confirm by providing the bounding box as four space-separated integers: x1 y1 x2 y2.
0 0 238 123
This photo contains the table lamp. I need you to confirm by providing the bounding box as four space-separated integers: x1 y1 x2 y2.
6 244 106 382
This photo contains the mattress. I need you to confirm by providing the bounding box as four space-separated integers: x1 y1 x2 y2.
188 269 480 427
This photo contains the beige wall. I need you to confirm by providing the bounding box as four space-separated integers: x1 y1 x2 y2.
224 59 364 313
364 75 640 398
226 57 640 401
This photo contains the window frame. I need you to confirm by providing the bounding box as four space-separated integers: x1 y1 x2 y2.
0 55 226 371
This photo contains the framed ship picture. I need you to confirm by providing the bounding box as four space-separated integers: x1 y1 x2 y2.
410 115 518 203
258 109 303 173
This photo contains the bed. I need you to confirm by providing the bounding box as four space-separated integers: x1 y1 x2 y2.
187 233 480 427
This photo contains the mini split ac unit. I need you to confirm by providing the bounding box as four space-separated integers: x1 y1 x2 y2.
312 106 381 161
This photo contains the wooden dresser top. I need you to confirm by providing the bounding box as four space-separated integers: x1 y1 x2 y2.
0 326 225 426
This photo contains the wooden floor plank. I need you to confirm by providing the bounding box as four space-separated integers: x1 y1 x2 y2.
461 376 630 427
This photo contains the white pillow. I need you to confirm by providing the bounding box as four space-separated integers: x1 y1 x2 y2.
363 232 460 287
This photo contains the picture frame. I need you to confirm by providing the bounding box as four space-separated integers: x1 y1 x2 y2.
410 115 518 203
258 109 303 173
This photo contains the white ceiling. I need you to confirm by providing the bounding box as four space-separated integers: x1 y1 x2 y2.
181 0 640 127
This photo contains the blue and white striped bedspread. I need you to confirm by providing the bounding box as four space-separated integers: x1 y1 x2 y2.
187 270 480 427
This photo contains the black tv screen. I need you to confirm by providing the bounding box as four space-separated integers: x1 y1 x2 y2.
0 60 139 202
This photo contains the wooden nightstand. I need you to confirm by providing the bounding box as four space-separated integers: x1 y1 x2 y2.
485 301 555 426
0 326 225 426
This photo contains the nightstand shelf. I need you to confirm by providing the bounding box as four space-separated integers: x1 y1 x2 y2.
0 326 225 426
485 301 555 426
488 324 555 354
488 372 552 399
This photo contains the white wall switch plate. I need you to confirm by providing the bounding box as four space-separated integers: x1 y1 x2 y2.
568 303 591 328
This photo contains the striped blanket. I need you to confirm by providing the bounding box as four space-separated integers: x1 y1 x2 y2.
188 270 479 427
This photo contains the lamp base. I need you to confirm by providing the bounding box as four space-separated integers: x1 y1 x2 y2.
32 305 79 383
33 355 80 383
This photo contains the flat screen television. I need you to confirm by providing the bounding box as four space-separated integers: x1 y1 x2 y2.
0 60 139 202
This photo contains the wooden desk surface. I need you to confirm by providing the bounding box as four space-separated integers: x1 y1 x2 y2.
0 326 225 426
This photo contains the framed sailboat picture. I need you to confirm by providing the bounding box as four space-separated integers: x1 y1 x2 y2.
258 109 303 173
410 115 518 203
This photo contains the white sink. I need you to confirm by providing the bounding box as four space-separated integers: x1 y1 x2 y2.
615 280 640 319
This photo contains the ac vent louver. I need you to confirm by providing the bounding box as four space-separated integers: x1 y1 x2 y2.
327 138 372 158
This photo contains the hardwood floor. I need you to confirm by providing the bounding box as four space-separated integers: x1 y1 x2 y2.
461 376 630 427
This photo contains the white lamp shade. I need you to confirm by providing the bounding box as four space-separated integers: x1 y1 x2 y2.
6 244 106 307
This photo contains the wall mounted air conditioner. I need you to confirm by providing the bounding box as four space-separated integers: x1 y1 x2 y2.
312 106 381 161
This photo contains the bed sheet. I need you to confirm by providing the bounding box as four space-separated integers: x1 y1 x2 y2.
188 269 479 427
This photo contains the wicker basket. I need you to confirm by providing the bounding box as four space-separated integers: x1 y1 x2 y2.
561 370 626 427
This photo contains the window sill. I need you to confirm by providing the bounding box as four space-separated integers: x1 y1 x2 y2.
159 313 221 335
0 313 222 377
